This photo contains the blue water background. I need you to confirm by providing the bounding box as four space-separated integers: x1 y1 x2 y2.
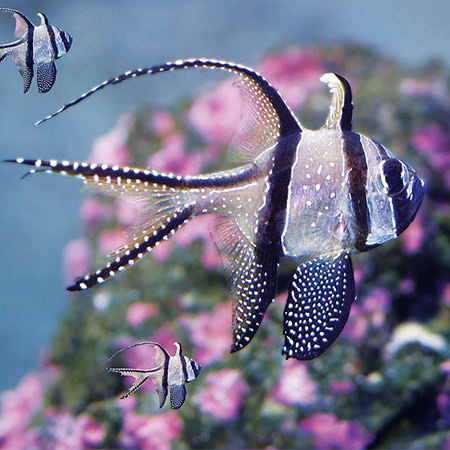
0 0 449 391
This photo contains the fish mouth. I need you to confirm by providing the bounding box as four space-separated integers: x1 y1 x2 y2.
396 176 426 236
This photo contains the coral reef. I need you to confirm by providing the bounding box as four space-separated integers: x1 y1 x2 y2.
1 45 449 449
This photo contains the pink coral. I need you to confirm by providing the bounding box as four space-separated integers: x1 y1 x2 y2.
150 110 175 137
300 413 372 449
258 47 324 109
271 360 318 406
148 132 203 175
80 197 114 230
119 410 183 450
126 301 160 327
89 115 132 166
400 211 426 254
181 302 232 366
188 80 241 145
97 229 128 254
38 408 105 448
116 198 138 228
341 303 368 343
174 215 221 269
413 124 450 188
362 287 391 327
0 373 44 449
63 238 91 284
197 369 249 420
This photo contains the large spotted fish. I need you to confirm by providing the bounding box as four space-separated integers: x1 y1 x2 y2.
0 8 72 93
5 59 426 360
108 341 201 409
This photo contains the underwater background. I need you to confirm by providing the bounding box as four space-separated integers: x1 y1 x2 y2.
0 1 449 448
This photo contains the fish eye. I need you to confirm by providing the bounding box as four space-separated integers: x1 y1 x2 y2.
379 159 409 196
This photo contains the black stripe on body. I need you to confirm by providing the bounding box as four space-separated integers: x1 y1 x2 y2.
37 58 302 133
25 27 33 69
179 355 188 382
67 205 195 291
342 132 370 252
190 360 199 378
60 31 70 52
161 356 170 406
257 133 302 255
5 158 257 190
46 25 58 58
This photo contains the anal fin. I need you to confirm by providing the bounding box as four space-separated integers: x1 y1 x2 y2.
213 217 279 353
282 253 355 360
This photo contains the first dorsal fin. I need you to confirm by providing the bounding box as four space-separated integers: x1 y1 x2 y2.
37 12 48 26
320 73 353 131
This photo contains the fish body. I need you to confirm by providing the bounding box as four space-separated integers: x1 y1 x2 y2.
0 8 72 93
108 341 201 409
6 59 426 360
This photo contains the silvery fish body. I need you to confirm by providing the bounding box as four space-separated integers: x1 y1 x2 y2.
6 59 425 360
108 341 201 409
0 8 72 93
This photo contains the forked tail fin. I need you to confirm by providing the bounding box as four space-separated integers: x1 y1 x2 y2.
4 158 202 291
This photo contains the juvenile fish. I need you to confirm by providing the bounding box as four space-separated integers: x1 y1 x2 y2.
5 59 426 360
108 341 201 409
0 8 72 93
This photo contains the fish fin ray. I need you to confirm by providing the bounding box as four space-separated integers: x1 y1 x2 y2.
108 368 150 399
37 61 56 93
4 158 199 290
14 57 33 93
229 74 291 162
213 216 279 352
282 253 355 360
36 58 302 141
320 73 353 131
67 204 194 291
108 341 170 366
0 8 33 37
170 384 186 409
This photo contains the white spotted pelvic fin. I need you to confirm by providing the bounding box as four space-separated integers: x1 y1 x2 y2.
282 253 355 360
4 158 200 291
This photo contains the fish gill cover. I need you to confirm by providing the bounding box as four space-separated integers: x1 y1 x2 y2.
0 45 449 449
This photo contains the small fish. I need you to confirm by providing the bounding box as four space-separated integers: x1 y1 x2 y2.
0 8 72 93
5 59 426 360
108 341 201 409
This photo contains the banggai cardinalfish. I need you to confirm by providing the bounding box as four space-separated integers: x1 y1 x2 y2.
108 341 201 409
5 59 425 360
0 8 72 93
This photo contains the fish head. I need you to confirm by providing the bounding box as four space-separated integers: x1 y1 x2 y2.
52 26 73 58
185 356 202 381
361 135 426 247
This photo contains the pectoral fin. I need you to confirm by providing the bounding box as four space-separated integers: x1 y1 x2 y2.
170 384 187 409
282 253 355 360
37 61 57 93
